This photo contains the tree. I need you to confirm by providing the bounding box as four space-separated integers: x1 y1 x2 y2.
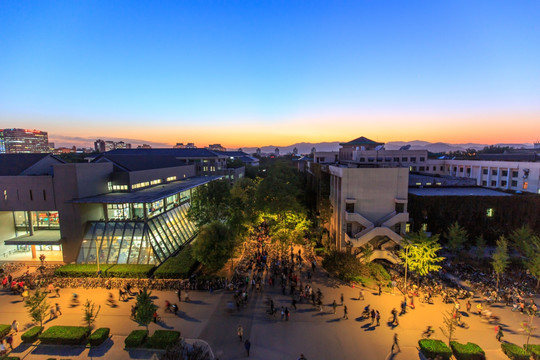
24 289 49 328
509 226 540 290
83 299 101 333
522 313 537 349
188 180 232 227
492 235 510 293
444 222 468 254
192 221 236 272
135 288 157 331
475 235 486 260
440 309 459 345
399 232 444 286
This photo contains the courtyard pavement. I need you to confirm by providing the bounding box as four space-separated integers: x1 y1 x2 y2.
0 264 538 359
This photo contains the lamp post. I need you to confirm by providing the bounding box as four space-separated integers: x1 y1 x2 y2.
96 242 100 274
404 245 409 294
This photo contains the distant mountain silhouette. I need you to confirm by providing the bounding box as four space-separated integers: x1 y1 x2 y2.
237 141 534 155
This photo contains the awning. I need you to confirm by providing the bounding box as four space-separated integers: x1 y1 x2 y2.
4 230 63 246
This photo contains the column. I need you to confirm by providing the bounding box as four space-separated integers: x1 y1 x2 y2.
506 168 511 190
27 211 34 235
31 245 37 259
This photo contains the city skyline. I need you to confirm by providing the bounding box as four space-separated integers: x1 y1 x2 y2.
1 1 539 148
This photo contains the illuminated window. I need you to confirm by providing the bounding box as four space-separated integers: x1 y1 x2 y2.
486 208 494 217
3 190 6 200
107 182 112 191
150 179 162 185
132 182 150 189
112 185 128 191
523 182 528 190
405 224 411 233
421 223 428 231
415 182 421 186
166 176 177 182
426 182 432 185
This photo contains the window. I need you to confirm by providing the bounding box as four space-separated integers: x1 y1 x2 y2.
112 185 128 191
166 176 177 182
415 182 422 186
368 158 374 162
523 182 528 190
43 190 46 200
483 169 488 175
433 166 436 171
410 157 416 163
482 181 487 186
486 208 494 217
29 190 33 201
453 167 457 172
511 180 517 187
385 157 392 162
411 167 417 172
440 166 444 171
491 180 496 186
395 203 404 213
132 182 150 189
466 168 471 174
420 157 425 162
492 169 498 176
426 182 432 185
501 181 507 187
393 157 400 162
150 179 162 185
3 190 6 200
421 223 428 231
502 170 508 177
419 166 425 171
459 167 464 172
107 182 112 191
345 203 354 213
512 171 519 178
405 224 411 233
401 157 408 162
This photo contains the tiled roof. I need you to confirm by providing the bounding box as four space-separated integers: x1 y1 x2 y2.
103 148 226 158
340 136 384 146
0 154 61 176
95 154 189 171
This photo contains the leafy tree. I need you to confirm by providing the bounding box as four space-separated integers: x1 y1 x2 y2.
24 289 49 327
322 250 367 282
475 235 486 260
83 299 101 333
522 313 537 349
444 222 468 254
256 161 303 215
359 246 374 264
509 225 537 256
492 235 510 293
135 288 157 331
229 177 259 236
188 180 232 227
192 221 236 272
527 254 540 291
399 231 444 286
440 309 459 345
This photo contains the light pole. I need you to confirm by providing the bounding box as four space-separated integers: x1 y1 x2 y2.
96 241 100 274
404 245 409 294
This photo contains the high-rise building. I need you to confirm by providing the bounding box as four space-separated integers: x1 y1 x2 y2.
138 144 152 149
173 143 185 149
94 139 132 152
185 143 196 149
0 129 50 153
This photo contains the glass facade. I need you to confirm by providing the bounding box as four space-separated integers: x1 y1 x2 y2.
77 203 196 265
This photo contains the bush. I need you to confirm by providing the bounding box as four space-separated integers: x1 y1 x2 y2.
1 357 21 360
314 247 326 257
322 250 368 282
39 326 89 345
21 326 43 343
146 330 181 349
501 343 530 360
368 262 391 284
54 264 154 278
0 324 11 338
418 339 453 360
154 245 198 279
525 344 540 360
88 328 110 347
125 330 148 348
450 341 486 360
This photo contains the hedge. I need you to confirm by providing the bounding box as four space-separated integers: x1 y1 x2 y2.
450 341 486 360
154 245 197 279
88 328 110 347
0 324 11 338
1 357 20 360
125 330 148 348
525 344 540 360
418 339 453 360
21 326 43 343
54 264 154 278
146 330 181 349
39 326 89 345
501 343 530 360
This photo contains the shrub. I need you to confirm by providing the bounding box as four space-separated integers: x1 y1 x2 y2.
0 324 11 338
154 245 197 279
54 264 154 278
125 330 148 348
21 326 43 343
146 330 181 349
54 264 113 277
314 247 326 257
450 341 486 360
1 357 21 360
88 328 110 347
322 250 368 282
39 326 89 345
368 262 391 284
418 339 453 360
105 265 155 278
501 343 530 360
524 344 540 360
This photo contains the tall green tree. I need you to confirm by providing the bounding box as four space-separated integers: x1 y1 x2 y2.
444 222 468 254
24 289 49 328
188 180 232 227
399 231 444 285
83 299 101 333
440 309 459 345
492 235 510 293
192 221 236 272
509 225 537 256
135 288 157 331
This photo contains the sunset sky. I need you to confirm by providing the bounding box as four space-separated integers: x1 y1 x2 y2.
1 1 539 148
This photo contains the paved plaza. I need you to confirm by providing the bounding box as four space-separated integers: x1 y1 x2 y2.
0 265 538 359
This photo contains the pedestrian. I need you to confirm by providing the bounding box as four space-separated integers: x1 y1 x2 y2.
376 310 380 326
285 307 290 321
496 326 503 342
5 334 13 350
177 289 182 302
172 303 178 315
370 309 376 325
292 298 297 310
49 307 56 320
11 320 19 333
244 339 251 357
392 333 400 353
343 305 348 320
55 287 60 297
378 284 382 296
55 303 62 316
340 293 344 305
281 307 285 320
332 300 337 314
359 289 364 300
237 325 243 341
466 300 471 313
153 311 158 323
318 299 323 312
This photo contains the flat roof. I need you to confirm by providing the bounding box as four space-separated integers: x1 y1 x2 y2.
72 176 221 204
4 230 62 246
408 187 513 197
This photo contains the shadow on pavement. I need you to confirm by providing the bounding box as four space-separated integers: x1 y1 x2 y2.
178 311 201 323
10 342 32 354
326 318 341 323
187 300 209 305
127 348 163 359
88 337 114 357
31 344 86 356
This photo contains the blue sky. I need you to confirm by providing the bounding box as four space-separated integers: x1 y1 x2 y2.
1 1 539 147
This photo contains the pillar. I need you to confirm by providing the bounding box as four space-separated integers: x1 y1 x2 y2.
31 245 37 259
27 211 34 235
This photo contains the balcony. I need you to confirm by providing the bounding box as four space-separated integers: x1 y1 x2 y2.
344 211 373 228
346 226 403 248
370 249 400 264
381 212 409 228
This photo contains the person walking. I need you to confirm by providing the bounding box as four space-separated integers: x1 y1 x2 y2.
466 300 471 313
343 305 348 320
292 298 297 310
496 326 504 342
237 325 243 341
392 333 400 353
332 300 337 314
378 284 382 296
285 307 290 321
5 335 13 350
370 309 376 325
55 303 62 316
176 289 182 302
359 289 364 301
55 287 60 297
244 339 251 357
11 320 19 333
340 293 344 305
376 310 381 326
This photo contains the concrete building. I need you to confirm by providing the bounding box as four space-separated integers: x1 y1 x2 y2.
94 139 132 152
0 128 50 154
0 150 243 264
207 144 226 152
